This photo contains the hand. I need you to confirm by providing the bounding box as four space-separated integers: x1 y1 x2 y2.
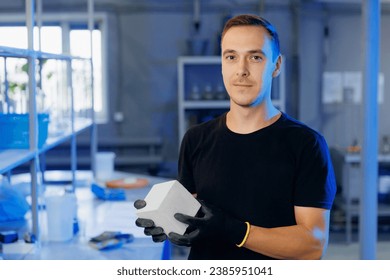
133 199 167 242
168 200 247 247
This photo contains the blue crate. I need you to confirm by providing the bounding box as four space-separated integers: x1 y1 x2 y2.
0 113 49 149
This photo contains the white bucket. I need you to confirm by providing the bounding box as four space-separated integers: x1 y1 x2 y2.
95 152 116 181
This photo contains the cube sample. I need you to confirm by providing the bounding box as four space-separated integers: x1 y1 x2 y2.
136 180 201 235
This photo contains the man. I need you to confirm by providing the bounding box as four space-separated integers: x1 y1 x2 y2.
135 14 336 260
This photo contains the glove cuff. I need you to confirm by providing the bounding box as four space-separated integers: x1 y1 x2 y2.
225 217 248 246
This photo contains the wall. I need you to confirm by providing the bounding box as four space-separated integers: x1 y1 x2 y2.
89 0 297 175
2 0 388 176
314 4 390 150
298 3 326 132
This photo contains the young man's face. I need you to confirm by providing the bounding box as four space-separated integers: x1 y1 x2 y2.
221 25 280 108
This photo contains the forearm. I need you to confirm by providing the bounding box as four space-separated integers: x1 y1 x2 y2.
243 224 327 260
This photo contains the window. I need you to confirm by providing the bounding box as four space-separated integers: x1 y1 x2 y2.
70 30 103 116
0 14 107 123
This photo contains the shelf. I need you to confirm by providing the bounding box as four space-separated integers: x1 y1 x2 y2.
43 155 163 167
0 0 96 243
0 46 33 58
0 149 36 174
0 118 92 174
178 56 220 64
342 151 390 164
183 100 230 109
343 201 390 216
40 118 93 153
0 45 89 61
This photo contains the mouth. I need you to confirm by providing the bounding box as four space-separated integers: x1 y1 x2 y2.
233 84 252 87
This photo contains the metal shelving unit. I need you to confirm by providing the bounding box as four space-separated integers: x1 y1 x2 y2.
0 0 96 241
341 152 390 244
177 56 286 144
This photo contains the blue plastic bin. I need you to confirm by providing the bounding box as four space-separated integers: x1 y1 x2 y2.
0 113 50 149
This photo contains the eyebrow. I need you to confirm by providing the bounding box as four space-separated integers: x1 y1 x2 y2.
222 49 266 56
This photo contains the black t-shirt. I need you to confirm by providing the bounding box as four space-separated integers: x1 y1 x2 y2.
178 112 337 260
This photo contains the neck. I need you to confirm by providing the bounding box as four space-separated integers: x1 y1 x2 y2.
226 101 281 134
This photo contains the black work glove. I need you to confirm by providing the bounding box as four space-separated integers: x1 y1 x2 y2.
168 200 247 247
133 199 167 242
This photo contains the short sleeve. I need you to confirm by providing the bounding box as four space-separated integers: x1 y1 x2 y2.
293 133 337 210
177 130 196 194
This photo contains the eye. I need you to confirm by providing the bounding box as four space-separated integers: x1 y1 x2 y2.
250 55 263 61
225 55 236 60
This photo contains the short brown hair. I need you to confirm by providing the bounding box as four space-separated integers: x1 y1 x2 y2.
221 14 280 61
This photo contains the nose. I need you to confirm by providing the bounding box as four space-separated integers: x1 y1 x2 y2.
236 60 249 77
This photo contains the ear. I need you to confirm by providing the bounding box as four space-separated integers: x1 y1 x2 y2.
272 55 282 78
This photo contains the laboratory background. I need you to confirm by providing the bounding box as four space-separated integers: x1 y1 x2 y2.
0 0 389 260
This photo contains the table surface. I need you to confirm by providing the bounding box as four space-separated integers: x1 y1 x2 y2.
343 152 390 163
0 170 172 260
